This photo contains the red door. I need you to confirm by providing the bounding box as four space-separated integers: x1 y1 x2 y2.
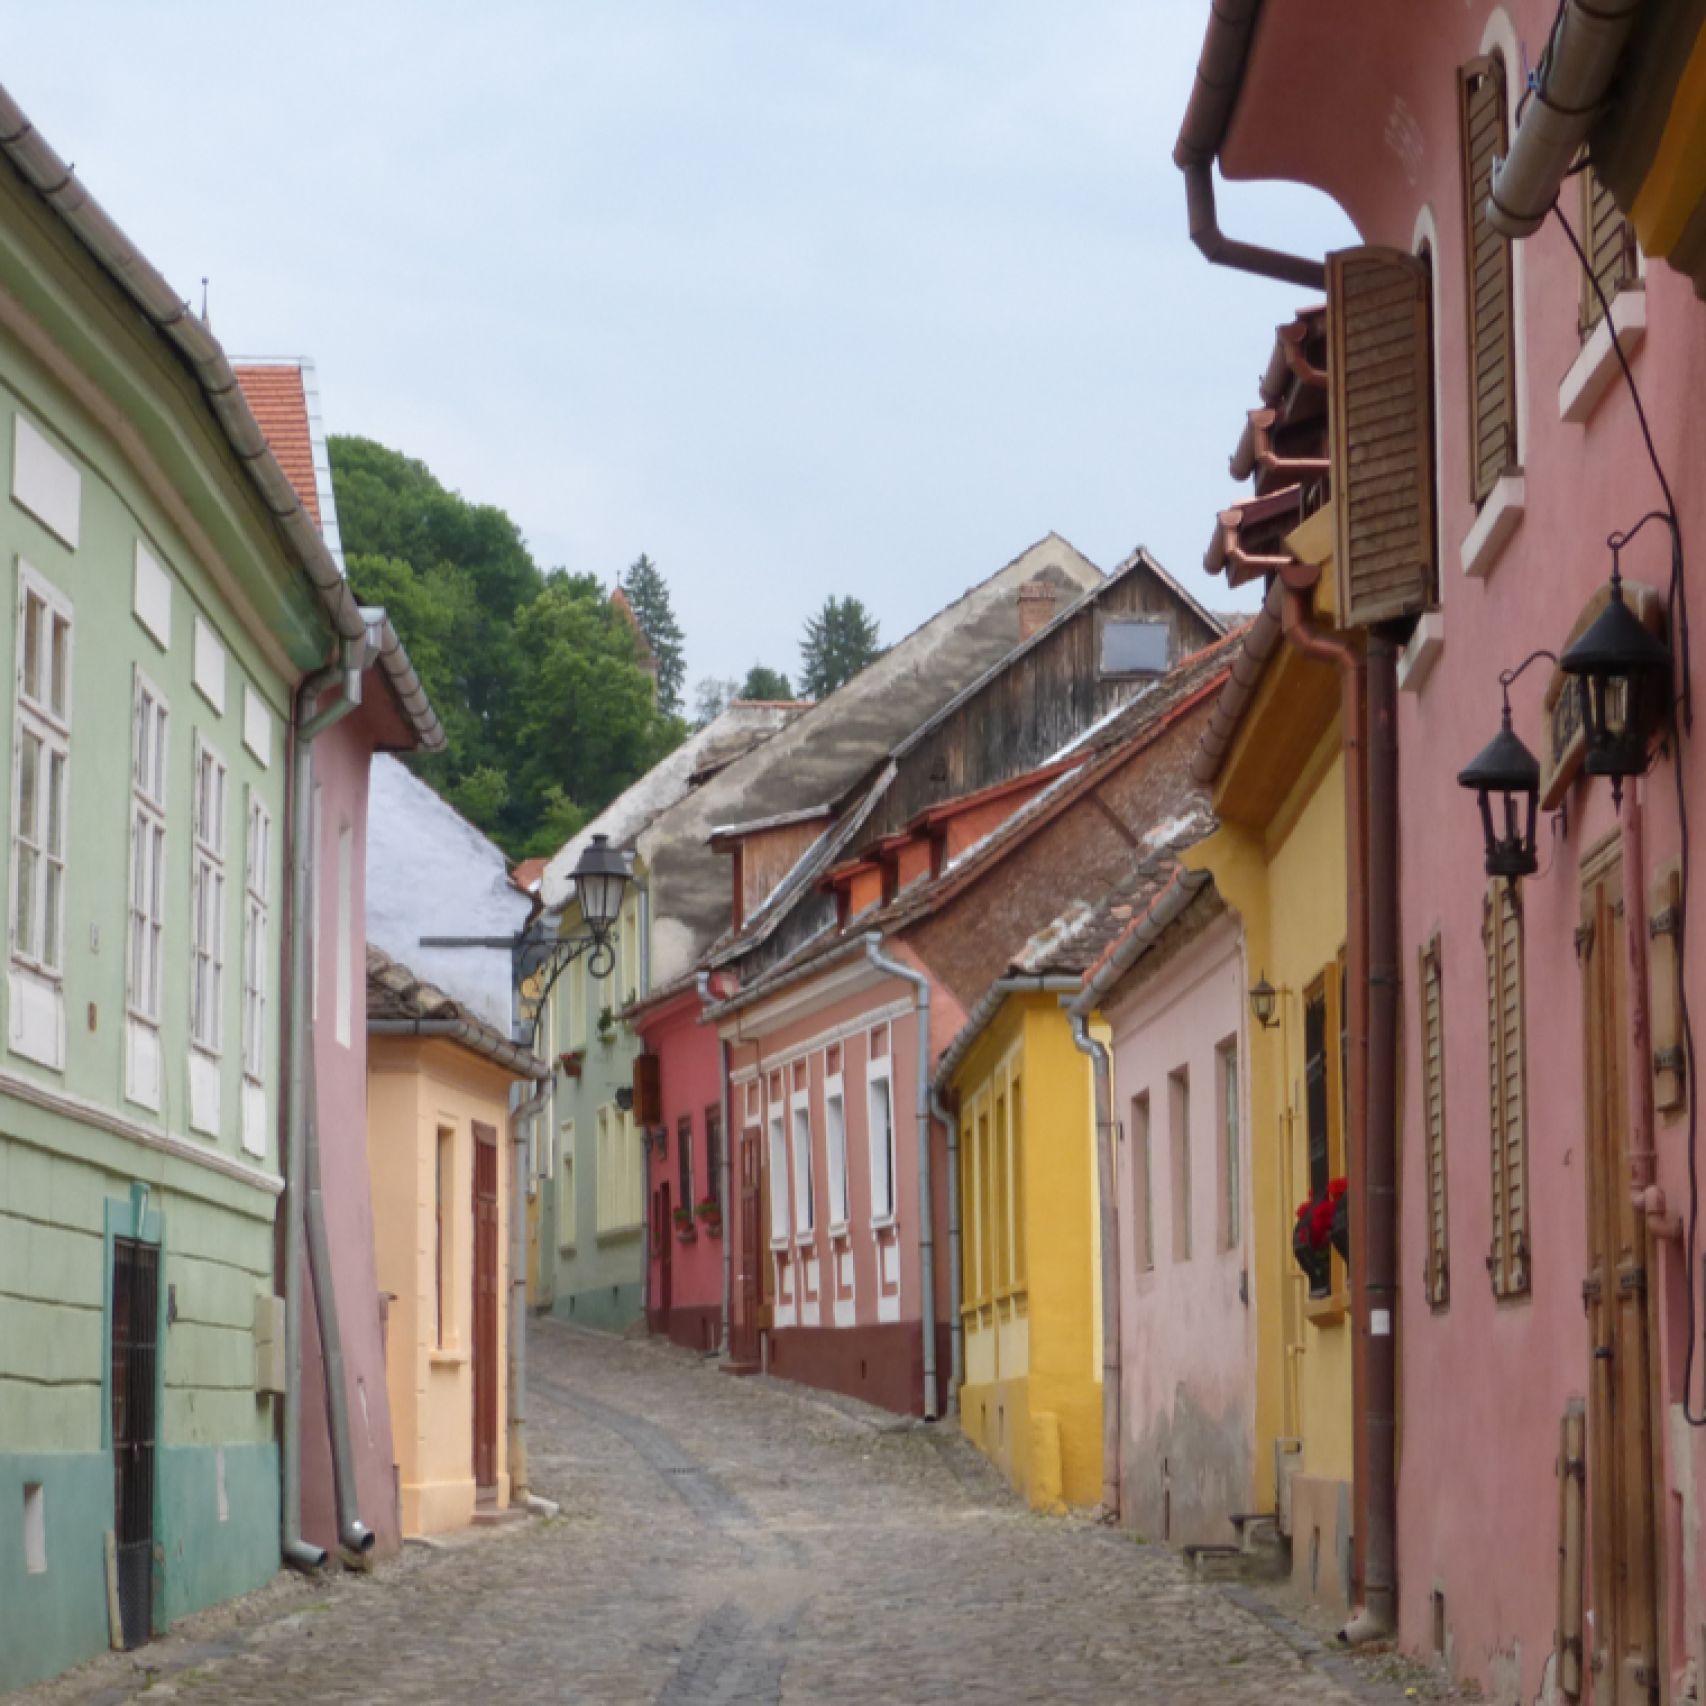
472 1123 500 1490
654 1181 673 1328
732 1128 763 1363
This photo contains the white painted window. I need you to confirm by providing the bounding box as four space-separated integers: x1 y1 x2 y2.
867 1066 896 1224
12 415 81 548
792 1094 815 1236
595 1103 642 1234
126 669 168 1023
825 1078 849 1228
557 1120 576 1252
190 735 227 1054
11 565 71 976
242 790 271 1083
767 1108 790 1242
191 614 225 713
334 824 352 1048
132 540 171 649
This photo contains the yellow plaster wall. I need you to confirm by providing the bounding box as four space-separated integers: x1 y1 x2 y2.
368 1035 513 1536
1189 724 1354 1513
954 993 1102 1510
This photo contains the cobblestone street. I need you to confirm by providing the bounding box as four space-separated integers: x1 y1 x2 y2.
22 1322 1434 1705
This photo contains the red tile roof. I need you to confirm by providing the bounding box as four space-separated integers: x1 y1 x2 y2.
233 364 319 525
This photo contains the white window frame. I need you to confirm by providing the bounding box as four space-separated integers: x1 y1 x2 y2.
791 1085 815 1241
824 1073 849 1230
767 1106 790 1246
126 668 168 1024
11 563 72 977
190 733 228 1056
241 788 271 1084
867 1056 896 1227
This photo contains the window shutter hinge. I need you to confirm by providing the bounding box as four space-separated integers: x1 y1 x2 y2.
1654 1045 1685 1075
1649 904 1680 940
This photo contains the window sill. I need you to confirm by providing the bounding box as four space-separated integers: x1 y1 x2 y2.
1559 288 1645 425
1304 1291 1347 1326
1459 472 1525 581
595 1224 641 1246
428 1346 468 1368
869 1213 897 1233
770 1235 792 1254
1397 611 1444 694
829 1221 851 1242
794 1230 818 1251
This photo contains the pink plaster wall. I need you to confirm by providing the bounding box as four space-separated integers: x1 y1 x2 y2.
1106 913 1255 1547
1223 2 1706 1691
297 702 402 1559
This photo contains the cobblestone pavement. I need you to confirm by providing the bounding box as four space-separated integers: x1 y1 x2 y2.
22 1322 1448 1705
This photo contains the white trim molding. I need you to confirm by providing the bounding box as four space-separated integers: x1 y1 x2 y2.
1559 288 1645 425
1460 472 1525 580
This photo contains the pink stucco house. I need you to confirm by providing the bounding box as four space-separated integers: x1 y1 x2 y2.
1177 2 1706 1694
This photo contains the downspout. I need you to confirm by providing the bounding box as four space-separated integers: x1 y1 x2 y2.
1174 0 1327 290
1279 587 1391 1641
284 639 373 1569
927 1085 961 1413
864 934 939 1421
1067 1011 1121 1520
698 972 735 1360
1486 0 1644 239
509 1080 550 1506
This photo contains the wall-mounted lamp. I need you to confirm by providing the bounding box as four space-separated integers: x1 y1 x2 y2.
1249 973 1280 1030
1560 533 1672 810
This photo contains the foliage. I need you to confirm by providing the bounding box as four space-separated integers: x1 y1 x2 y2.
799 597 881 699
738 664 794 702
618 554 687 715
330 436 687 860
693 677 739 727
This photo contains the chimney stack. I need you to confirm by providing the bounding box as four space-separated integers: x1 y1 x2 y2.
1017 575 1058 641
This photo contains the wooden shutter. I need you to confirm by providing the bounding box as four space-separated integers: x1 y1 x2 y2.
1419 934 1450 1308
1483 881 1530 1297
633 1050 661 1126
1579 161 1639 333
1460 56 1517 502
1327 246 1437 625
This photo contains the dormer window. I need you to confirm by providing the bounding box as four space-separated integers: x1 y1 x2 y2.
1099 618 1169 678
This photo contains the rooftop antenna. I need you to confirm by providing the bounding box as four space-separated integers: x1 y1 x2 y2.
199 276 210 327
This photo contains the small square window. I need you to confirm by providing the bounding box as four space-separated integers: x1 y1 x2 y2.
1100 619 1169 677
23 1482 46 1574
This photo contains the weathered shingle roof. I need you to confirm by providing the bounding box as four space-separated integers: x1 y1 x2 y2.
367 944 547 1079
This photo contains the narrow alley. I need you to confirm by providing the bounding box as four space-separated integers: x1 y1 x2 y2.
21 1323 1430 1706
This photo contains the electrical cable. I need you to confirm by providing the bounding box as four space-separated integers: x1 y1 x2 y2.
1551 197 1704 1426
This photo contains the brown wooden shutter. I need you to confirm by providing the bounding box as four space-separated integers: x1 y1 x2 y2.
1579 161 1639 333
1327 246 1437 625
1460 56 1517 502
633 1051 661 1127
1419 934 1450 1308
1483 881 1530 1298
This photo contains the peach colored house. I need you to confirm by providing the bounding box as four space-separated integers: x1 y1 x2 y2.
365 948 547 1534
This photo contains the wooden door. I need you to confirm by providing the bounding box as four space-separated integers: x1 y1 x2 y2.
732 1128 763 1362
472 1122 500 1491
110 1236 159 1651
656 1181 673 1323
1578 848 1660 1702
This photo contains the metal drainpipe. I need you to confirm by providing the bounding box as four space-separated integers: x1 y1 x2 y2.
927 1086 961 1413
1068 1011 1121 1520
509 1081 550 1505
1279 590 1393 1641
864 934 939 1421
283 641 373 1569
698 972 735 1359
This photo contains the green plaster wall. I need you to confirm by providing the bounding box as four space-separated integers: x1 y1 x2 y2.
536 888 645 1330
156 1442 279 1626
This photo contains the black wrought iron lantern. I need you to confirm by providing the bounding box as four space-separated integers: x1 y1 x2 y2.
1559 560 1672 808
572 833 630 975
1457 698 1542 881
1249 973 1279 1031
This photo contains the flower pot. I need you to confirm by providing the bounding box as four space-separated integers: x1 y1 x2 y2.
1330 1189 1350 1265
1292 1217 1332 1298
674 1222 697 1244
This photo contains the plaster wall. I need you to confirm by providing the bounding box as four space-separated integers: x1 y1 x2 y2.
1106 911 1255 1549
367 1035 512 1534
1220 1 1706 1688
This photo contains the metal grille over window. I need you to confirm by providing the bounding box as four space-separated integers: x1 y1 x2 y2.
12 570 72 974
1459 54 1518 502
1483 881 1531 1297
128 672 168 1023
1420 934 1451 1307
190 737 227 1054
110 1236 159 1652
1326 246 1437 623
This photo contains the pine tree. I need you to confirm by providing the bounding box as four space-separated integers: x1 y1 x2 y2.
738 664 794 701
799 598 881 699
618 554 687 714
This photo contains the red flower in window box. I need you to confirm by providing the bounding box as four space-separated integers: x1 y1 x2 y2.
558 1050 584 1080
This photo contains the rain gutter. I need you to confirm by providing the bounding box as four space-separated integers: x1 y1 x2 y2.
508 1081 551 1508
1487 0 1645 239
1174 0 1327 289
698 971 735 1360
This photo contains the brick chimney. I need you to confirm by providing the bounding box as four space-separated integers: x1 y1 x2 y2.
1017 575 1058 641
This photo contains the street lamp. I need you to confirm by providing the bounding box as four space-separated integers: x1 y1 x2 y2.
1458 696 1543 882
1249 973 1279 1031
571 834 630 971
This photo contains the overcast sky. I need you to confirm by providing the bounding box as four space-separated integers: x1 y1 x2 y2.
5 3 1355 694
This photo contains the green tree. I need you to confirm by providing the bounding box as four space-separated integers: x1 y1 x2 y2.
618 554 686 715
799 598 881 699
693 677 739 727
521 784 587 860
738 664 794 701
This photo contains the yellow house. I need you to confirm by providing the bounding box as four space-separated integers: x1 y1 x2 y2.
1187 513 1357 1609
366 947 549 1535
944 987 1103 1511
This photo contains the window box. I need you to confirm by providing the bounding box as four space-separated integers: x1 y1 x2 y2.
694 1197 722 1235
558 1050 584 1079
